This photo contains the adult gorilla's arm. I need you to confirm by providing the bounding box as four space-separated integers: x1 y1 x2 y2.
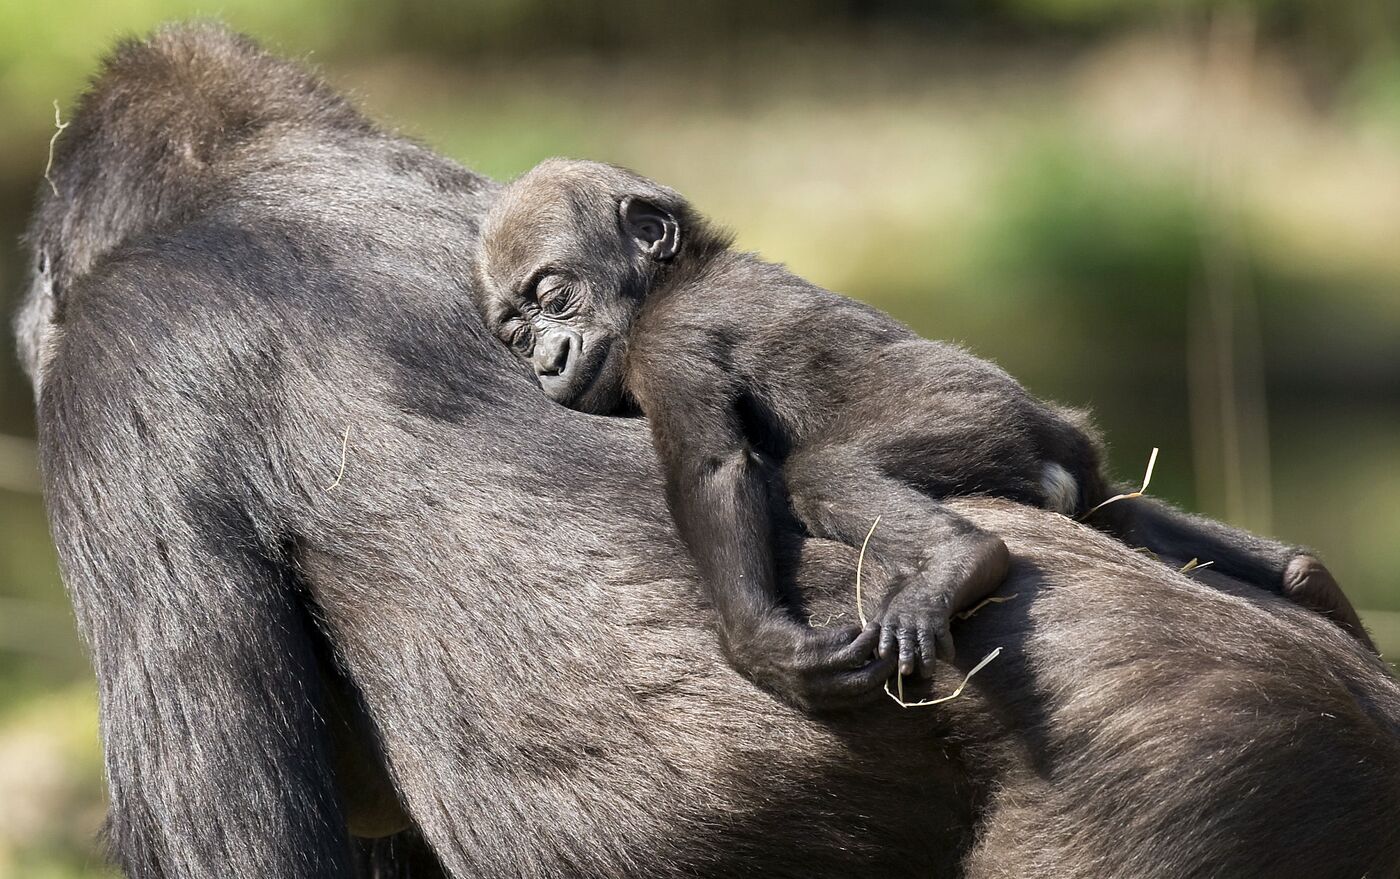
19 24 496 870
19 29 394 873
18 23 1400 879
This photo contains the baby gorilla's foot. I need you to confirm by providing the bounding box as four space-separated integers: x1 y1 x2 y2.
875 582 952 679
1283 555 1376 652
875 534 1011 679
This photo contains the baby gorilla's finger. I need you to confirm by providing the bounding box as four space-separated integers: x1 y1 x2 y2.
800 654 895 710
796 623 861 660
830 655 898 702
815 623 863 646
830 625 881 669
1283 555 1376 651
931 619 955 663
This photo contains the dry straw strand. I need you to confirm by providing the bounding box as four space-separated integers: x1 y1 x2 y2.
886 647 1003 708
854 516 881 628
325 426 351 491
45 101 69 197
956 593 1019 621
1082 446 1160 520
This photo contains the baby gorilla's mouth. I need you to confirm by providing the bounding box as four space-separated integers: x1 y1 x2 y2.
557 338 622 415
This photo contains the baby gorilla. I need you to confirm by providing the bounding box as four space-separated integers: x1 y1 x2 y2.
473 159 1371 712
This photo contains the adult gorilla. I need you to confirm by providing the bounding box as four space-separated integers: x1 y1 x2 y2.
16 23 1400 879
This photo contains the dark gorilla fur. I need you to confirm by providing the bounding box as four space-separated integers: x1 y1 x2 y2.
15 22 1400 879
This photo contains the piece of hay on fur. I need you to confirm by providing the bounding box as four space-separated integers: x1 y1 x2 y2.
887 647 1002 708
45 100 69 197
1082 446 1159 520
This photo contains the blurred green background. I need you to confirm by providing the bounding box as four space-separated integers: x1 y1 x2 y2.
1 1 1398 875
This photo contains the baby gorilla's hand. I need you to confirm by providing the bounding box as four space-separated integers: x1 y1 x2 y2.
727 617 896 714
876 533 1010 679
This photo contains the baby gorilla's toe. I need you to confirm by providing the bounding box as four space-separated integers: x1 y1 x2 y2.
889 619 950 679
931 619 956 662
877 625 896 662
915 630 940 679
1283 555 1376 651
897 626 918 678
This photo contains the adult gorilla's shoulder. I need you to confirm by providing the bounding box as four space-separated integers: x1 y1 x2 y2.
17 22 1400 879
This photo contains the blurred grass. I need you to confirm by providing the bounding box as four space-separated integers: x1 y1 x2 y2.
0 686 109 878
2 2 1399 875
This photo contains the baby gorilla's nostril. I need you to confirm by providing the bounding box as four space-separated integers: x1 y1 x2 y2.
536 333 571 377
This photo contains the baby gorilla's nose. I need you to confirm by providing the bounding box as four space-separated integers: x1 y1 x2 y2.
533 330 574 377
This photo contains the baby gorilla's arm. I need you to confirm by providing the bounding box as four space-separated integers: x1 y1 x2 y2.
639 371 898 712
784 443 1011 679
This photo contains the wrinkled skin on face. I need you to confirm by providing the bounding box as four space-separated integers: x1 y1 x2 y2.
473 160 683 415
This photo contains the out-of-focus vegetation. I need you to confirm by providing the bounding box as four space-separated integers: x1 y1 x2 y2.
1 2 1398 875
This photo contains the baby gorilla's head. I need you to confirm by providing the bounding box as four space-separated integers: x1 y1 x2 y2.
474 159 686 414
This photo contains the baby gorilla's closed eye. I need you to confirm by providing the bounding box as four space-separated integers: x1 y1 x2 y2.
506 322 534 356
538 279 576 317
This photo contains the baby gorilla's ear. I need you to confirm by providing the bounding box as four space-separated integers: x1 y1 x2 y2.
619 196 680 261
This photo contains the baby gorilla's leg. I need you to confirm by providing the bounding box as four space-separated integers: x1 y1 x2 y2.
1091 496 1376 650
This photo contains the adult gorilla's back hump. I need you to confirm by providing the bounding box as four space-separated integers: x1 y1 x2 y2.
16 23 1400 879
